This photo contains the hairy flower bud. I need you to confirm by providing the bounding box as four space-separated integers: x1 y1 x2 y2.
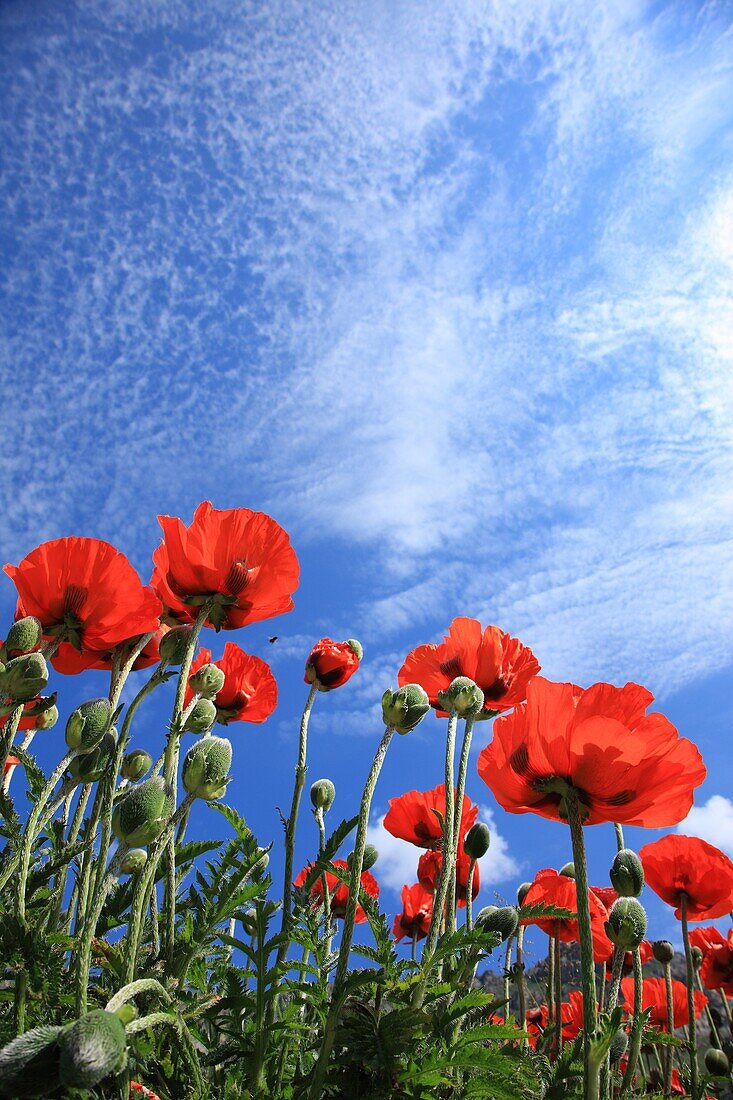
310 778 336 811
517 882 532 906
476 905 519 942
242 909 257 937
381 684 430 734
346 639 363 660
0 1023 63 1098
610 848 644 897
0 652 48 703
183 697 217 734
182 735 232 800
121 749 153 782
65 698 112 752
69 731 117 784
159 625 193 665
605 898 647 949
705 1048 730 1076
438 676 485 718
559 862 576 879
120 849 148 875
112 777 173 847
58 1010 127 1089
3 616 42 659
609 1030 629 1064
691 946 703 970
189 662 226 699
34 702 59 731
349 844 378 871
652 940 674 965
464 823 491 860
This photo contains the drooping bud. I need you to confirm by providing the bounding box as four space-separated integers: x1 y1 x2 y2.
559 862 576 879
438 676 485 718
112 776 173 847
113 1004 138 1026
0 1023 63 1098
158 625 193 665
464 823 491 860
34 702 59 730
182 735 232 800
242 909 257 936
4 616 43 658
609 1029 629 1064
705 1048 730 1076
349 844 378 871
610 848 644 897
121 749 153 782
120 849 148 875
58 1010 127 1089
183 697 217 734
65 698 112 752
346 639 363 660
305 638 362 690
652 940 674 965
605 898 647 949
475 905 519 942
517 882 532 906
69 731 117 783
0 652 48 703
381 684 430 734
691 946 703 970
189 662 226 699
310 778 336 811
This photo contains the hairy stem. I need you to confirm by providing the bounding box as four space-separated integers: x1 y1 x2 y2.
680 893 700 1100
565 790 599 1100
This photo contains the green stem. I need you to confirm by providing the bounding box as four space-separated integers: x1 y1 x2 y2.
73 845 128 1014
16 750 77 925
74 783 105 932
680 893 700 1100
620 947 644 1098
554 933 563 1058
423 712 459 961
315 806 333 962
697 970 722 1048
664 960 674 1097
448 714 474 938
50 782 92 930
565 790 599 1100
14 970 27 1035
106 978 172 1013
548 934 556 1028
465 859 476 931
516 925 527 1044
308 725 394 1100
0 704 24 777
601 947 625 1100
614 823 625 852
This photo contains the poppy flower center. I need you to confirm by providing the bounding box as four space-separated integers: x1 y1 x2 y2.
439 655 462 679
483 675 508 701
64 584 88 618
414 821 436 843
225 560 252 596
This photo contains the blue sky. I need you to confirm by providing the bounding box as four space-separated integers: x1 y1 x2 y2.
1 1 732 967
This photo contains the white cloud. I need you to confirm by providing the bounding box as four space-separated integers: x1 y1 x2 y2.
677 796 733 858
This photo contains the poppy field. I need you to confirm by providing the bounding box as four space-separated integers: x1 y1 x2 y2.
1 501 732 1100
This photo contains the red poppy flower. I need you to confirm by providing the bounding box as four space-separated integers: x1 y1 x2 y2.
185 643 277 724
477 677 706 827
0 696 43 732
294 859 379 923
591 885 618 910
689 926 724 954
130 1085 162 1100
383 784 479 849
640 835 733 920
392 883 434 943
304 638 361 691
417 846 480 907
398 617 539 718
620 975 707 1031
3 755 20 776
526 991 585 1048
151 501 299 631
52 626 169 675
521 868 613 962
605 939 653 981
694 929 733 994
5 538 162 674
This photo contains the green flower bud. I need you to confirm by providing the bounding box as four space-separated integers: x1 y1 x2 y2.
610 848 644 897
65 698 113 752
604 897 647 950
310 778 336 811
189 662 226 699
120 849 148 875
121 749 153 781
242 909 257 936
0 652 48 703
381 684 430 734
4 616 43 658
34 703 59 731
652 940 674 964
705 1048 730 1076
255 847 269 870
0 1023 63 1098
464 823 491 860
346 639 363 660
438 676 484 718
609 1029 629 1065
182 735 232 800
112 777 173 847
158 625 193 665
517 882 532 906
69 731 117 783
349 844 378 871
113 1004 138 1026
692 946 703 970
58 1010 127 1090
475 905 519 942
559 861 576 879
183 697 217 734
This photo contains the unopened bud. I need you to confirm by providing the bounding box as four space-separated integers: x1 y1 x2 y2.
121 749 153 781
349 844 378 871
464 823 491 860
517 882 532 906
476 905 519 942
242 909 257 936
605 898 647 949
381 684 430 734
113 1003 138 1026
559 862 576 879
438 676 484 718
310 779 336 811
159 625 193 665
4 616 43 658
609 1030 629 1064
692 946 703 970
58 1010 127 1089
705 1048 730 1076
112 776 173 847
120 849 148 875
69 731 117 783
610 849 644 897
183 697 217 734
34 702 59 730
0 652 48 703
65 698 112 752
189 662 225 699
346 639 363 660
652 940 674 964
182 735 232 800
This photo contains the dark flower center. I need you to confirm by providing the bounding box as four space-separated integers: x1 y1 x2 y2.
64 584 88 617
225 560 251 596
483 675 508 701
439 656 462 679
